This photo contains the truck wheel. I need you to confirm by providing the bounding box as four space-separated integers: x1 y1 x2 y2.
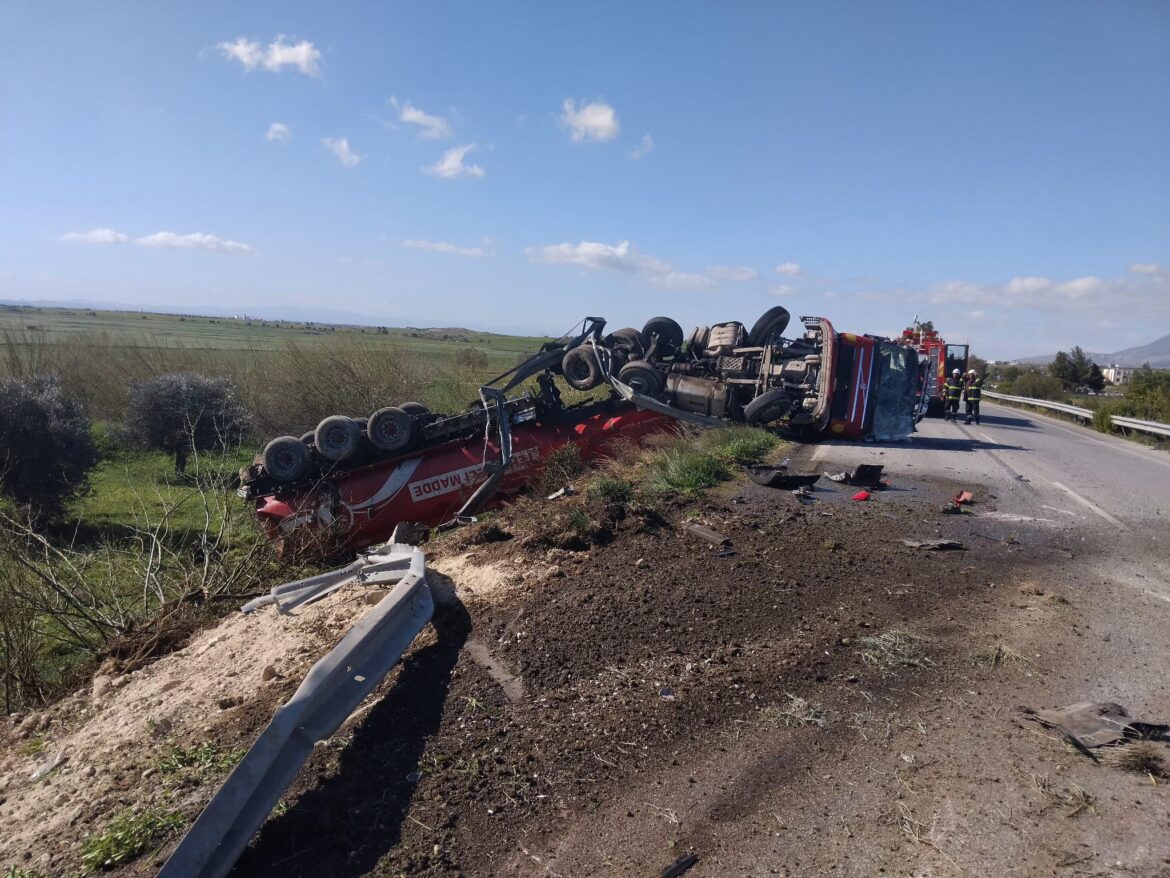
300 431 315 445
604 328 644 357
314 416 361 461
367 407 417 453
400 402 429 416
640 317 684 356
561 347 603 390
263 436 311 483
618 362 664 397
744 389 792 426
748 306 791 346
926 397 944 418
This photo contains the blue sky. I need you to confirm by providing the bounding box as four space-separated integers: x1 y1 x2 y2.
2 1 1167 358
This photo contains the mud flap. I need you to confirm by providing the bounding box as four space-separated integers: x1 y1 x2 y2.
157 544 434 878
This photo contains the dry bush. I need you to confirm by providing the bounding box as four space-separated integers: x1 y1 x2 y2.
1105 741 1168 779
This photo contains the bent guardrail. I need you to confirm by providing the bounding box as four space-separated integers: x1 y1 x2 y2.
157 542 434 878
983 391 1170 439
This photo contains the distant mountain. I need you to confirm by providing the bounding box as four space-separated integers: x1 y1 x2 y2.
1014 333 1170 368
1108 333 1170 368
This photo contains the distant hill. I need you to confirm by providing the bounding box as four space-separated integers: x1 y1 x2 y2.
1015 332 1170 368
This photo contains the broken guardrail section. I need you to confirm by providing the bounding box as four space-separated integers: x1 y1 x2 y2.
157 542 434 878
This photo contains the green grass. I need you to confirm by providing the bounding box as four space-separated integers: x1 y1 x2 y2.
4 866 45 878
155 742 246 779
587 475 635 505
0 303 547 369
70 431 256 541
640 426 778 497
80 807 184 872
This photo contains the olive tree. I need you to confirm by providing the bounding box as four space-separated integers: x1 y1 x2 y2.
123 373 251 473
0 375 97 516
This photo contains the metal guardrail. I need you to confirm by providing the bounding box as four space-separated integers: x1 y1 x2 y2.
984 390 1170 439
158 542 435 878
982 390 1092 420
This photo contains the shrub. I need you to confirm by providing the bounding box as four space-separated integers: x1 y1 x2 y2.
0 375 97 516
123 373 251 473
1011 371 1066 401
81 808 184 871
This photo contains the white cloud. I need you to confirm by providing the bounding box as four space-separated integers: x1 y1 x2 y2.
774 262 803 277
1004 276 1051 296
1128 262 1163 276
770 284 795 295
266 122 291 143
322 137 363 167
423 144 484 179
388 97 452 140
218 35 321 77
525 239 715 291
561 99 620 143
134 232 254 253
629 133 654 160
401 239 493 258
60 228 128 245
707 265 758 282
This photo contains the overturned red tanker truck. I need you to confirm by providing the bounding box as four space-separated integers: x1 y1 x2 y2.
239 307 925 554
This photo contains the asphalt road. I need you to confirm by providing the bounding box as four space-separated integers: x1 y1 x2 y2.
805 401 1170 602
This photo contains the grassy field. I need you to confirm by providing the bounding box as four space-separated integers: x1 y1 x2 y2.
0 302 548 368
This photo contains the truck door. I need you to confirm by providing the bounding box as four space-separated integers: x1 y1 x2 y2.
945 344 969 378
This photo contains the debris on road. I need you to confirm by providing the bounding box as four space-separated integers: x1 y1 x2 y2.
660 853 700 878
851 490 871 502
546 486 575 500
1022 702 1170 759
954 490 974 505
902 539 964 551
684 522 731 546
826 464 887 487
745 464 820 490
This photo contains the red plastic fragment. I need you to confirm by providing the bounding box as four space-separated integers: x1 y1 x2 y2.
851 490 871 501
954 491 974 505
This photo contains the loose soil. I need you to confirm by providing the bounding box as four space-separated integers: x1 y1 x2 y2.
3 461 1169 877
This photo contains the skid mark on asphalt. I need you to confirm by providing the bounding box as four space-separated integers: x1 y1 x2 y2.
1051 481 1125 529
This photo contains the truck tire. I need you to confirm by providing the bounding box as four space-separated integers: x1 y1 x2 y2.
315 416 361 461
300 431 315 445
561 347 603 390
400 402 429 416
263 436 311 483
604 328 644 357
926 397 944 418
367 407 417 453
743 389 792 426
748 306 791 346
640 317 684 356
618 362 664 397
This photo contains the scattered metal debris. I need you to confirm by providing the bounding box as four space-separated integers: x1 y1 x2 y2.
546 486 575 500
901 539 964 550
684 522 730 546
745 464 820 490
660 853 699 878
826 464 886 487
1022 702 1169 762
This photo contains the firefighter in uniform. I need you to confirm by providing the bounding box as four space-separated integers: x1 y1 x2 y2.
943 369 963 421
964 369 983 425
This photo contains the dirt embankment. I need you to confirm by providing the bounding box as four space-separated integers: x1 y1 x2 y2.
4 463 1169 877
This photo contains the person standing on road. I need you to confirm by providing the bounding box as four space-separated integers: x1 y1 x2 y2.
964 369 983 425
944 369 963 421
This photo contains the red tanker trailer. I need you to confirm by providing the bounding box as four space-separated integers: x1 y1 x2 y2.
239 308 923 555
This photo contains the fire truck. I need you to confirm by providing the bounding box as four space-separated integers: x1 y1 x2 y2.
898 323 968 418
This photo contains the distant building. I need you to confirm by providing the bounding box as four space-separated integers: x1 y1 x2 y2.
1102 365 1132 385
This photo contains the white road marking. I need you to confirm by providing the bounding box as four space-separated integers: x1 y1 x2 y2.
978 432 997 444
1040 504 1078 517
1051 481 1125 529
810 443 831 463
